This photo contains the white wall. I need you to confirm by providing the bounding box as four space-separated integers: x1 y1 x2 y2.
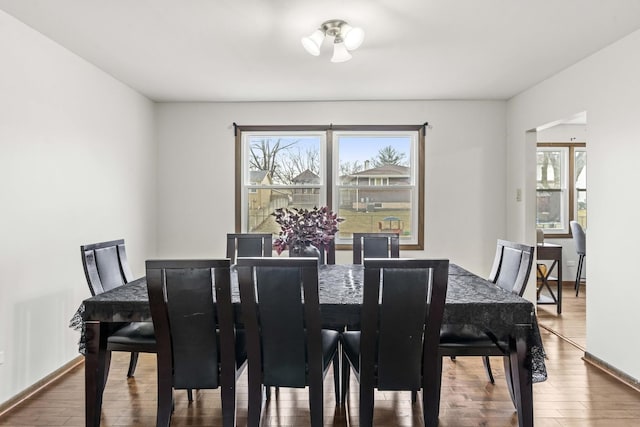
155 101 507 275
537 123 587 143
0 11 157 404
507 29 640 380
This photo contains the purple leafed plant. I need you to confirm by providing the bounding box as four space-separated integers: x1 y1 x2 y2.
272 206 344 255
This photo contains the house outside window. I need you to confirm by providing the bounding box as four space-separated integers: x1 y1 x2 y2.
536 143 586 237
235 125 424 249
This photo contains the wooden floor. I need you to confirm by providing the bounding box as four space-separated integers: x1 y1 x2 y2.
2 283 640 426
537 282 586 350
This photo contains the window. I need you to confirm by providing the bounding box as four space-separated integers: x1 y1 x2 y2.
574 148 587 228
235 125 424 249
239 130 326 234
536 143 586 236
333 131 420 246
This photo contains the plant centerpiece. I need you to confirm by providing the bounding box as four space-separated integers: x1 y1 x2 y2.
272 206 344 259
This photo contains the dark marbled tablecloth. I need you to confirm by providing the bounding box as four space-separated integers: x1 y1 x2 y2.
70 263 546 382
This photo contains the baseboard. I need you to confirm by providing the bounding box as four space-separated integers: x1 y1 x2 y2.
0 356 84 417
583 352 640 393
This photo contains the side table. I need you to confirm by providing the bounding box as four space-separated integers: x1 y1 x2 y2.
536 243 563 314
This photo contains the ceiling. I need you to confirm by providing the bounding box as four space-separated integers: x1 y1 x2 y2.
2 0 640 102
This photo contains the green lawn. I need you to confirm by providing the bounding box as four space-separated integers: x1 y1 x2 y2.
337 209 411 237
251 208 412 238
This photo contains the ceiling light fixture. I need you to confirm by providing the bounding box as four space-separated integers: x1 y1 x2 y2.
301 19 364 63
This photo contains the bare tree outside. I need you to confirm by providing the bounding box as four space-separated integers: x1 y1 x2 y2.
249 138 296 181
339 160 364 176
537 150 562 189
249 137 320 184
575 151 586 182
277 146 320 183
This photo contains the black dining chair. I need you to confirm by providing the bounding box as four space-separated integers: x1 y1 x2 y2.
225 233 272 264
146 259 247 427
316 239 336 265
570 220 586 296
340 258 450 427
236 257 340 427
439 239 534 406
81 239 153 378
352 232 400 264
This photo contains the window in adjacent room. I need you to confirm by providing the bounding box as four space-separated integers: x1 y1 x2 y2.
536 143 586 236
235 125 424 249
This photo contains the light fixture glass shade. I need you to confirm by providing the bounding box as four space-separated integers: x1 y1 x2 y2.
341 24 364 50
331 40 352 63
301 29 324 56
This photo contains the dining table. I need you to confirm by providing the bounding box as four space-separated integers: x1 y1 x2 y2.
74 262 546 427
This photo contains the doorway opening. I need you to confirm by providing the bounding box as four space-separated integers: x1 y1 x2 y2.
534 111 587 350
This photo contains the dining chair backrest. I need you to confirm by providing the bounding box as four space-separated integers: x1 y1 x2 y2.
488 239 535 296
146 259 236 390
81 239 134 296
353 232 400 264
226 233 272 264
236 257 321 387
361 258 449 390
318 239 336 265
570 221 586 255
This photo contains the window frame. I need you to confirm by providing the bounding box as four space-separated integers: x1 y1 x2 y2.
235 124 425 250
536 142 586 238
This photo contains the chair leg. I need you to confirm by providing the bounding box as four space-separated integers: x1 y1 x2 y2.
483 356 495 384
126 352 139 377
221 382 236 427
503 355 517 408
341 351 350 405
102 350 112 392
333 348 341 406
575 254 585 296
411 390 417 403
247 370 262 426
187 389 193 403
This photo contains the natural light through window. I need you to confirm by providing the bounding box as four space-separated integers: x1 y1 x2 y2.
241 131 326 234
333 131 418 245
235 125 424 249
536 144 586 236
